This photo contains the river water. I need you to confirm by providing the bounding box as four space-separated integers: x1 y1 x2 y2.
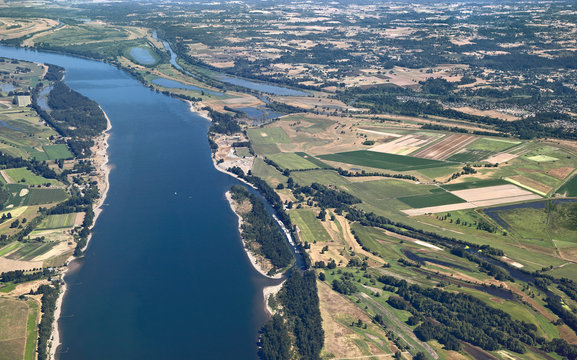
0 46 277 359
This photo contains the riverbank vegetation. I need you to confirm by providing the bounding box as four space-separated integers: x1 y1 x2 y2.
0 57 108 360
229 185 293 274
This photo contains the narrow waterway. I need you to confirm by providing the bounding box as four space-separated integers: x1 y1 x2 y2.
0 46 281 359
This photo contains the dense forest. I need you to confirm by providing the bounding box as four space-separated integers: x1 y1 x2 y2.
32 81 107 157
230 185 293 271
378 275 577 359
260 271 323 360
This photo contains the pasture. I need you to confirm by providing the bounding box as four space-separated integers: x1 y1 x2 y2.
295 152 331 168
43 144 73 160
558 175 577 196
467 137 520 152
247 127 290 145
37 213 78 230
266 153 320 170
290 209 332 243
318 150 451 171
0 298 29 360
3 168 60 186
27 189 68 205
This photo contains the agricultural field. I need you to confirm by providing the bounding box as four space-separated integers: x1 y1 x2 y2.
42 144 73 160
2 168 61 186
318 150 450 171
26 188 68 205
0 18 58 41
397 189 466 208
266 153 320 170
33 24 132 47
0 298 36 360
247 127 291 145
290 209 332 243
37 213 79 230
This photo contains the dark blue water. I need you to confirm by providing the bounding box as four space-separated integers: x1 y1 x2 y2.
129 47 156 65
236 107 283 123
0 45 276 359
152 77 223 96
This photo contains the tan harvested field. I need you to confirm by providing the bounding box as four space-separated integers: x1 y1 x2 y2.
403 185 541 216
484 152 519 164
548 167 575 179
0 257 42 273
0 18 58 40
451 184 535 202
369 133 440 155
0 298 28 360
412 134 476 160
451 106 521 121
508 175 552 195
357 128 402 138
403 202 476 216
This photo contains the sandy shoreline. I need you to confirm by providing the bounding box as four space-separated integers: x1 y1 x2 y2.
225 191 282 280
186 99 211 121
49 108 112 360
225 191 285 318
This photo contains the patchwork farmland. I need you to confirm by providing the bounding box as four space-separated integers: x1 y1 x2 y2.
411 134 476 160
402 184 541 216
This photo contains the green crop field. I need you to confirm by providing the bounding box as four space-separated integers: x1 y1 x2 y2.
289 209 332 243
24 301 38 360
3 168 60 186
251 158 287 185
397 190 466 208
267 153 320 170
318 151 451 171
557 174 577 196
0 242 22 256
43 144 73 160
26 189 68 205
442 179 510 191
247 127 290 144
0 298 28 360
37 213 78 230
446 149 493 162
295 152 331 168
467 137 520 152
7 241 57 261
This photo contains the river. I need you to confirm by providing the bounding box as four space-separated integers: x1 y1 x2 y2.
0 46 279 359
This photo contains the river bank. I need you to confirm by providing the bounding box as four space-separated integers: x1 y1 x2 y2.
225 191 282 280
49 109 112 360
